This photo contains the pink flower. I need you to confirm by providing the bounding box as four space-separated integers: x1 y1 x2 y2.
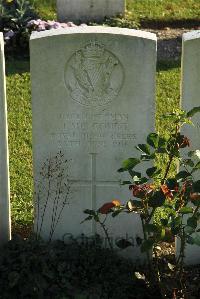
26 19 87 32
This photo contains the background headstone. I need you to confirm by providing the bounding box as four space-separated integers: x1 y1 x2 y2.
181 30 200 265
0 33 11 244
30 27 156 260
57 0 125 23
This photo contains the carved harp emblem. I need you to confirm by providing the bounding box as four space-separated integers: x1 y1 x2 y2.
65 42 124 107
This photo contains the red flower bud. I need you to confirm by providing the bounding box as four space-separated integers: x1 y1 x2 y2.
129 184 154 198
177 135 190 149
98 202 115 214
161 184 173 199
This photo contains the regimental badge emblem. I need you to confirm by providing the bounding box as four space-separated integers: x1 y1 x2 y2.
65 42 124 107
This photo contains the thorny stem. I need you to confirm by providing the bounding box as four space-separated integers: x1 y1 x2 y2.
175 226 187 297
162 154 174 183
140 215 152 272
162 124 179 184
98 216 113 251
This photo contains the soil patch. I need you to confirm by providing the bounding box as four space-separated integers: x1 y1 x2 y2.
143 26 200 61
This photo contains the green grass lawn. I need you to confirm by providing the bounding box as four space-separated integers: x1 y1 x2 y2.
127 0 200 22
32 0 200 23
7 0 195 232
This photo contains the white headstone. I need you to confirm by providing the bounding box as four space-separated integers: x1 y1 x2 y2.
0 33 11 244
30 27 156 260
57 0 125 23
180 30 200 265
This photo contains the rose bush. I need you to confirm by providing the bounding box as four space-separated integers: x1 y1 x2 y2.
83 107 200 298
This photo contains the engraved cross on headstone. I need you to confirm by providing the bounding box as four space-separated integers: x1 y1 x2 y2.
69 153 121 233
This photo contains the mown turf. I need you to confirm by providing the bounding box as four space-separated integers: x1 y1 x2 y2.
6 60 33 231
32 0 56 20
32 0 200 23
156 62 180 176
127 0 200 22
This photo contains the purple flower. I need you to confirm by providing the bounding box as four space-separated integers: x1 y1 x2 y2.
51 22 62 29
27 19 42 28
26 19 87 32
4 30 15 40
66 22 76 27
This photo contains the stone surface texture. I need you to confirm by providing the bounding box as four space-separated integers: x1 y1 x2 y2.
57 0 125 23
0 33 11 244
30 27 156 260
181 30 200 265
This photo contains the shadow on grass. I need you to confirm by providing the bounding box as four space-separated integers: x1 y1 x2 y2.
5 57 180 75
157 60 181 71
5 57 30 76
140 18 200 29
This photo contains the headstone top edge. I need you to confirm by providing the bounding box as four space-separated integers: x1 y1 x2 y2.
30 27 157 41
183 30 200 42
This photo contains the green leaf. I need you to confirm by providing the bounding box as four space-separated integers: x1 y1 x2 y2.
146 166 161 178
139 177 149 184
128 170 141 179
140 153 156 161
158 137 167 148
147 133 159 148
80 215 93 224
175 171 191 181
170 216 182 235
121 181 132 185
192 161 200 173
144 224 159 233
193 180 200 193
132 176 148 184
187 106 200 117
127 200 143 211
122 158 140 170
188 150 200 159
136 144 151 155
190 234 200 246
187 216 197 229
185 225 195 234
160 218 168 226
132 176 141 183
118 167 125 172
140 239 154 253
187 235 195 244
179 207 193 214
83 209 96 216
156 147 168 154
148 191 165 208
166 178 178 190
116 239 133 249
182 159 194 167
112 209 124 217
